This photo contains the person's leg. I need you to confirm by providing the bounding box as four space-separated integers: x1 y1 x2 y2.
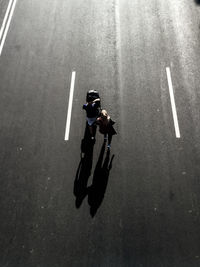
89 125 94 137
89 124 97 142
87 117 97 139
107 134 112 149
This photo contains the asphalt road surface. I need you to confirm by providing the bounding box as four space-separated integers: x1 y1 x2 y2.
0 0 200 266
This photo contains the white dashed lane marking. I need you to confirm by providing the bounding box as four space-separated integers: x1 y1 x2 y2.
64 71 76 141
166 67 181 138
0 0 18 56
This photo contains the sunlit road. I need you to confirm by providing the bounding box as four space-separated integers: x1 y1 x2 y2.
0 0 200 266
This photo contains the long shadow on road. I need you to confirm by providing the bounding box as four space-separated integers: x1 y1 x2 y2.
74 123 96 208
88 142 114 217
74 123 114 217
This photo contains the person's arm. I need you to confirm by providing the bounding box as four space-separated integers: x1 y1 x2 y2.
87 98 100 105
83 103 88 110
91 98 100 108
96 117 101 124
92 98 100 103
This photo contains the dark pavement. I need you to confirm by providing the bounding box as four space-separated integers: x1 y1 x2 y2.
0 0 200 266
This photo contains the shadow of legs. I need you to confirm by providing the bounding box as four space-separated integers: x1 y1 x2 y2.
74 123 96 208
88 142 115 217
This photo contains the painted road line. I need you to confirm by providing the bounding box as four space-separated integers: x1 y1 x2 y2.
64 71 76 141
0 0 14 42
0 0 17 56
166 67 181 138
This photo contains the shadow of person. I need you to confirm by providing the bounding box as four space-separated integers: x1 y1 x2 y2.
73 122 96 208
88 142 115 217
195 0 200 4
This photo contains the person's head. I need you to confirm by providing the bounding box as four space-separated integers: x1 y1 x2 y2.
100 109 110 121
101 109 108 118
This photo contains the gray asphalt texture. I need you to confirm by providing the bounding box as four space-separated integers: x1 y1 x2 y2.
0 0 200 266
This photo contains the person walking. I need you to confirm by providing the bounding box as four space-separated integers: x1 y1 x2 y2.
83 97 101 140
96 109 117 149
